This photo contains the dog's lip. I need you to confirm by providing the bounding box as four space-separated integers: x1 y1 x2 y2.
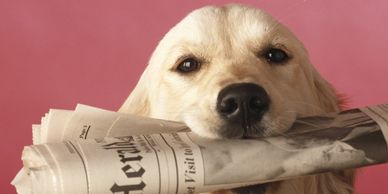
241 135 256 139
219 122 268 139
241 123 256 139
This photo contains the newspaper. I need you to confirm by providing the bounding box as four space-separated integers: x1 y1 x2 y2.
11 104 388 194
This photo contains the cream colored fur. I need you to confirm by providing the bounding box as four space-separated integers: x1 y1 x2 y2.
120 4 355 194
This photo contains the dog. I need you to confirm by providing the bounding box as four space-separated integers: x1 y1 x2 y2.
119 4 355 194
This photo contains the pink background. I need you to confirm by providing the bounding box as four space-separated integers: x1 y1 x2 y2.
1 0 388 193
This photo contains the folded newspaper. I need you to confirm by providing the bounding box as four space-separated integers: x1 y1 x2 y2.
11 104 388 194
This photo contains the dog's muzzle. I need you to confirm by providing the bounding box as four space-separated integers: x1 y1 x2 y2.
216 83 270 135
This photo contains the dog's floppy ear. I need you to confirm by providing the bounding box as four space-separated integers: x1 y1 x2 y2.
118 69 151 116
312 71 342 112
119 32 168 117
298 45 343 112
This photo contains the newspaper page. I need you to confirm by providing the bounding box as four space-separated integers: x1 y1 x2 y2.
12 104 388 194
34 104 189 144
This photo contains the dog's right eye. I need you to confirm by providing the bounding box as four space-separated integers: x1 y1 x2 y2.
263 48 289 64
176 58 200 73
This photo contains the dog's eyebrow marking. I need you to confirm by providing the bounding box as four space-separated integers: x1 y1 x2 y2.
175 54 196 64
272 43 290 52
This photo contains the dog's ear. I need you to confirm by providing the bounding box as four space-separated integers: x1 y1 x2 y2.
312 71 342 112
118 71 151 116
119 86 150 116
298 46 344 112
119 34 166 117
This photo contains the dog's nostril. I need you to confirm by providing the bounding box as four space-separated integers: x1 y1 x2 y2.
250 97 267 112
219 98 238 114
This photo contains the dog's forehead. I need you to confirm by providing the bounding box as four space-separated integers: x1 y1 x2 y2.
149 4 308 72
173 5 279 43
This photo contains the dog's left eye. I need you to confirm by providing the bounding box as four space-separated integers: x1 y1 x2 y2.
177 58 200 73
264 48 289 64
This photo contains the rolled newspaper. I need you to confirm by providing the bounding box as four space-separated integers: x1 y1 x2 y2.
12 104 388 194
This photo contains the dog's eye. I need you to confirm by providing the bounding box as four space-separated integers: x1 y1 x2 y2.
264 48 289 64
177 58 200 73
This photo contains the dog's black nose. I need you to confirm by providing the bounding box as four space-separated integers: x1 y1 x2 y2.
216 83 270 124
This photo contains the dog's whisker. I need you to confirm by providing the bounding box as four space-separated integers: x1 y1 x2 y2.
293 120 323 129
290 101 327 113
253 110 298 138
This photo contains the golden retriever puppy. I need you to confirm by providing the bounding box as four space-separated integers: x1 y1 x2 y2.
120 4 354 194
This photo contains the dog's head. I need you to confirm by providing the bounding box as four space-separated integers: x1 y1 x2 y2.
120 4 340 139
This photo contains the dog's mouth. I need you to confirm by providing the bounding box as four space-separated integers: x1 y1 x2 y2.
183 108 296 139
212 108 297 139
221 118 269 139
182 83 297 139
215 112 270 139
240 106 269 139
241 123 265 139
